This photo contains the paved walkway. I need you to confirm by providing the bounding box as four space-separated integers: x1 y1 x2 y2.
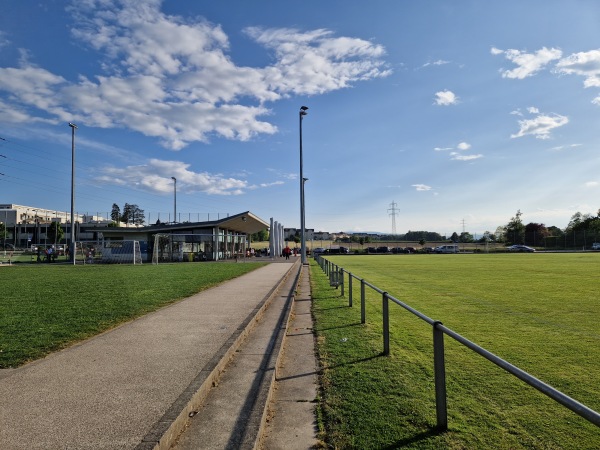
0 262 298 450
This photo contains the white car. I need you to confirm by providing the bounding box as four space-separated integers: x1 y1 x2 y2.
591 243 600 250
507 245 535 252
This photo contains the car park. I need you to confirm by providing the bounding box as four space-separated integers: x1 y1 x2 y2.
507 245 535 252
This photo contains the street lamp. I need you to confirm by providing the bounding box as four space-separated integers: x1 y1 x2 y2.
69 122 77 265
171 176 177 224
299 106 308 265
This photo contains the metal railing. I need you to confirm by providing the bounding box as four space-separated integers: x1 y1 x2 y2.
316 256 600 431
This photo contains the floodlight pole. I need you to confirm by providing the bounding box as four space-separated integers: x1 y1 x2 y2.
299 106 308 265
171 177 177 223
69 122 77 265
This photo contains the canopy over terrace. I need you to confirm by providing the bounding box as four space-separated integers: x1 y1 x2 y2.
83 211 269 262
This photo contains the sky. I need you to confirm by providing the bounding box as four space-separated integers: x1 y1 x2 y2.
1 0 600 236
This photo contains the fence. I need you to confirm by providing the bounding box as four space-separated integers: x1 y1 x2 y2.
316 255 600 431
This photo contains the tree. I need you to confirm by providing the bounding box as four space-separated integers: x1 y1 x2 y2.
131 205 145 226
110 203 121 224
478 231 495 244
504 210 525 245
524 223 548 247
47 221 64 245
250 229 269 242
494 226 506 243
459 232 474 243
450 232 459 243
120 203 145 226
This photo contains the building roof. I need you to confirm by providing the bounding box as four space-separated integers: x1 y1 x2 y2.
84 211 269 236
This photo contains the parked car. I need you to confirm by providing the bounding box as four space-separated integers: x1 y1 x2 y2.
312 247 326 257
390 247 404 254
367 247 378 254
434 245 459 254
507 245 535 252
1 243 15 251
591 243 600 250
377 246 390 253
404 247 416 253
339 246 350 254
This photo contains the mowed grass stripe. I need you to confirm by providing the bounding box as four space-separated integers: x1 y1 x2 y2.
312 254 600 449
0 262 266 368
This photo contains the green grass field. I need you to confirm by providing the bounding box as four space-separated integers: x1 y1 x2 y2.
0 262 265 368
312 254 600 449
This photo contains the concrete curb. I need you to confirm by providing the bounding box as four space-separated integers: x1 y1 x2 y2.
250 263 303 449
135 260 301 450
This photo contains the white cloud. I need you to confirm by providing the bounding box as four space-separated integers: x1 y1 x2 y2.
422 59 450 68
450 153 483 161
456 142 471 151
412 184 432 191
0 32 9 49
434 89 458 105
593 96 600 105
434 146 453 151
511 108 569 139
493 46 562 79
555 49 600 88
96 158 249 196
584 181 599 188
549 143 581 152
0 0 390 150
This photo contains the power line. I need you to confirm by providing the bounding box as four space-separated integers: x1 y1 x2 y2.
388 201 399 235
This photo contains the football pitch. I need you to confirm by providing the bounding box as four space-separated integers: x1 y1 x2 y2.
313 253 600 449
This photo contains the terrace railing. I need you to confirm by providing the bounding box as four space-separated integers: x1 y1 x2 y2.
316 255 600 431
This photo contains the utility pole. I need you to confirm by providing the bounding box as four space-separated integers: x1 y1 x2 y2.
388 201 399 235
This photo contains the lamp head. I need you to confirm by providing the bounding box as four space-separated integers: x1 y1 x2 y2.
171 176 176 181
68 123 77 129
300 105 308 116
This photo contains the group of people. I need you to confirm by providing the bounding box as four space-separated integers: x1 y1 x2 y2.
36 246 56 263
282 246 300 259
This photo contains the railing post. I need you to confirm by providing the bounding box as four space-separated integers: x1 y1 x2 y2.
360 279 366 324
348 274 353 307
433 321 448 431
382 292 390 355
340 268 344 296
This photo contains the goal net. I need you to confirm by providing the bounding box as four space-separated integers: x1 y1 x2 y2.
74 240 144 264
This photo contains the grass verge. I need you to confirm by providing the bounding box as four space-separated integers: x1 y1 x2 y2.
311 254 600 449
0 262 265 368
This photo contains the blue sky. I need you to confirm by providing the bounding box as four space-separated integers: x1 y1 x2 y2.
2 0 600 236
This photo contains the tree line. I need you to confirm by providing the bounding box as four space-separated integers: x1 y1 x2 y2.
110 203 145 226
